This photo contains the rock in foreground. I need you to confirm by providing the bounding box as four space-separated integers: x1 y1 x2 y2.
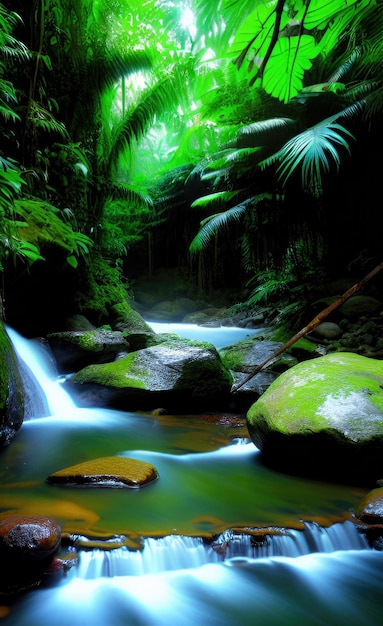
246 353 383 485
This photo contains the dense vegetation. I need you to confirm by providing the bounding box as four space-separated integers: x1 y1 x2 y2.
1 0 382 335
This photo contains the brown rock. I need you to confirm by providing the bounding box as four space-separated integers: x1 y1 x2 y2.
47 456 159 488
355 487 383 524
0 515 61 560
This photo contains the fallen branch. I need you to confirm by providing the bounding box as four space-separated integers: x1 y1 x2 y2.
232 260 383 392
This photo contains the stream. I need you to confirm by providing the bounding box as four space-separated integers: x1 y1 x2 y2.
0 324 382 625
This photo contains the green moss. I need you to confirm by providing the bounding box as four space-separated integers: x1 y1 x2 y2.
0 324 9 409
71 353 146 389
110 301 154 333
75 254 129 324
247 353 383 440
220 346 247 371
173 358 233 395
77 331 100 350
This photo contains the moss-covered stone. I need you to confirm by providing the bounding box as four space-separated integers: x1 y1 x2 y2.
70 339 233 393
219 338 297 374
70 352 146 389
110 301 154 334
0 323 24 447
246 352 383 485
66 338 234 412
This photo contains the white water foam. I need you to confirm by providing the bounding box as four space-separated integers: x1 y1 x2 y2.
74 520 369 579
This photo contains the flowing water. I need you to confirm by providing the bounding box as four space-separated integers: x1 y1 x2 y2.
1 325 382 625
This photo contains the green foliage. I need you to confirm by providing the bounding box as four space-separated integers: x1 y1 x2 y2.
74 254 129 323
266 121 355 192
1 0 383 331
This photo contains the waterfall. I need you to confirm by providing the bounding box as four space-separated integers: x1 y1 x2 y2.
5 325 76 418
2 325 382 626
75 521 369 579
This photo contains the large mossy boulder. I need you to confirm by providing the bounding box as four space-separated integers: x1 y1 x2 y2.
65 338 234 413
0 323 24 447
246 352 383 486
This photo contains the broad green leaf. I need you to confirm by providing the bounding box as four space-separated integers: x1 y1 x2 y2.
231 1 290 67
66 255 78 268
262 34 318 102
295 0 371 31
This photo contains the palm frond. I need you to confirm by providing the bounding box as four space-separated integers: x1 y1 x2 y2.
189 198 252 255
109 182 153 208
191 190 245 210
13 198 93 264
236 117 298 149
28 101 69 138
264 121 355 191
107 72 183 172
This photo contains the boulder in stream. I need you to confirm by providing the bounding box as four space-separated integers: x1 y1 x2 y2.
47 456 159 488
64 338 234 412
0 514 62 594
246 352 383 485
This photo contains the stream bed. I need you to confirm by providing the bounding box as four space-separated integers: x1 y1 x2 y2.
0 325 382 625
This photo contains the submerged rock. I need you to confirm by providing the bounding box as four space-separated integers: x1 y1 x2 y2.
47 456 159 488
246 352 383 485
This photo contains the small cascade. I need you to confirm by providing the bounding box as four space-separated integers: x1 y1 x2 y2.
6 325 76 417
214 520 369 560
77 536 220 579
75 521 369 579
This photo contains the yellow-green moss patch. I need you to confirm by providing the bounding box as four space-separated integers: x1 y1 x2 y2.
47 456 159 488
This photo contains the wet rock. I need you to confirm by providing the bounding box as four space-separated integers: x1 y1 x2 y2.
0 324 24 447
355 488 383 524
0 515 61 560
313 322 342 339
246 352 383 485
338 295 382 318
0 514 62 594
355 487 383 549
47 456 159 488
64 338 233 412
47 329 130 373
220 339 297 375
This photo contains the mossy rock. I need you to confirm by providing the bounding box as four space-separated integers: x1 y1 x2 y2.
247 352 383 485
47 329 130 373
70 339 232 392
47 456 159 488
0 323 24 447
220 339 297 374
65 338 233 412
